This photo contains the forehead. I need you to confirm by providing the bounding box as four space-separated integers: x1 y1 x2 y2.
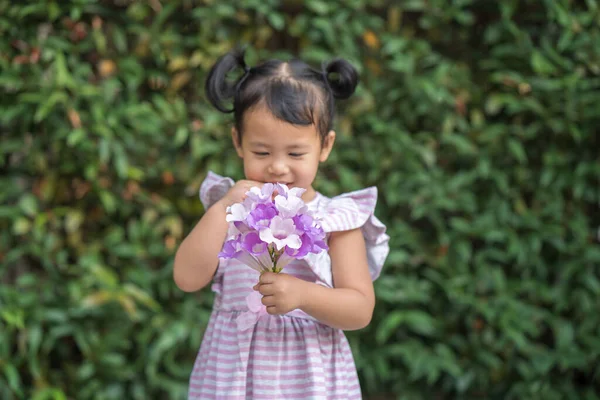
242 106 320 146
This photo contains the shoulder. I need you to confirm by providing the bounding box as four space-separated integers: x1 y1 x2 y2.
313 186 390 281
313 187 379 233
328 228 366 251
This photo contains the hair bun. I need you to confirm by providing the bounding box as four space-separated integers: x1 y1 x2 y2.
205 48 249 113
323 59 359 99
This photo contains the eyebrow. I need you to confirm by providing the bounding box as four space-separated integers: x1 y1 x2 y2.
248 142 310 150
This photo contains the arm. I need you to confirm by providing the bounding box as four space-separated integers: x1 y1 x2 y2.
298 228 375 330
172 200 228 292
257 228 375 330
173 179 264 292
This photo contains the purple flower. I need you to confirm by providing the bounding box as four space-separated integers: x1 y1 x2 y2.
293 214 313 232
292 214 328 254
233 221 252 234
246 203 277 230
220 183 328 274
218 239 240 259
285 234 312 258
312 238 328 253
241 232 267 256
285 231 328 258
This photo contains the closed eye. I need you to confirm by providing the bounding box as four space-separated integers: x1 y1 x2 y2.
253 152 269 156
289 153 305 157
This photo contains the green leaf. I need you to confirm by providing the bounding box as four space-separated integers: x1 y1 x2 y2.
306 0 330 15
267 13 285 30
67 128 86 147
34 92 68 122
376 311 403 344
99 191 117 214
2 364 23 394
13 217 31 235
554 320 574 349
508 139 527 163
64 210 84 233
531 51 557 75
174 126 189 147
54 52 74 88
1 309 25 329
18 194 38 217
123 284 161 311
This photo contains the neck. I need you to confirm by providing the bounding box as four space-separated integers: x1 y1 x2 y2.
301 186 317 203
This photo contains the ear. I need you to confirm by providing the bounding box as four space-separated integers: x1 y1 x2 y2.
231 127 243 158
319 130 336 162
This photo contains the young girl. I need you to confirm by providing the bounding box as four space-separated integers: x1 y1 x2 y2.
174 48 390 399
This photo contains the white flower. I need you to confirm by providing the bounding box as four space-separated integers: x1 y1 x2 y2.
226 223 241 239
274 194 306 219
226 203 250 222
274 251 296 270
259 215 301 251
246 184 275 203
235 252 270 273
288 187 306 198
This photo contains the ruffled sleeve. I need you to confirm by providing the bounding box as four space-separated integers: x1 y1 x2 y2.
304 187 390 287
199 171 234 210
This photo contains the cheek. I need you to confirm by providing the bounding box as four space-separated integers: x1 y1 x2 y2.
243 161 259 173
242 159 265 178
297 159 319 178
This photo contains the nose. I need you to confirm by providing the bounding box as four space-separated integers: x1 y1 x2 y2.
268 159 289 176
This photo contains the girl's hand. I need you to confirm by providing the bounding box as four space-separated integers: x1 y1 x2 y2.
217 179 263 209
253 272 306 315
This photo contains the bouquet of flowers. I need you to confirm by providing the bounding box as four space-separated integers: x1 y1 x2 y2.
218 183 328 273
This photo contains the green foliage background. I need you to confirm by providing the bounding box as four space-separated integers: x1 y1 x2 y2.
1 0 599 399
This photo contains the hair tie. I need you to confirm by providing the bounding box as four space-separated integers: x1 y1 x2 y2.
321 69 334 100
236 65 252 92
321 69 330 87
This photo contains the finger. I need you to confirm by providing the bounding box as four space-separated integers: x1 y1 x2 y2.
258 283 275 296
246 180 262 189
261 295 276 307
259 272 277 284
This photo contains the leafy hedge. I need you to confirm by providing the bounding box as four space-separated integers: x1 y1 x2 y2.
1 0 599 399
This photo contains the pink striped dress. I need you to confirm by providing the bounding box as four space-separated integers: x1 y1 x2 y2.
188 171 390 399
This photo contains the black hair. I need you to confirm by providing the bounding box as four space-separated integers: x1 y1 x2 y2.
205 48 359 144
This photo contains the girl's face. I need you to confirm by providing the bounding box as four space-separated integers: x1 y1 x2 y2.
232 106 335 202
